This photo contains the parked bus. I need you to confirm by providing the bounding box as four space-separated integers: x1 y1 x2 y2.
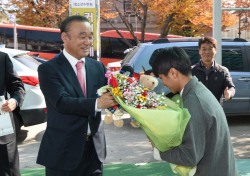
0 23 62 59
100 30 183 66
0 23 183 66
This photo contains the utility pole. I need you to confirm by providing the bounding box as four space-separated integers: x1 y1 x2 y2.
9 13 17 49
213 0 222 65
238 14 241 38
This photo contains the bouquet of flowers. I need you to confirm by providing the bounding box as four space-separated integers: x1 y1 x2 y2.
98 71 195 176
98 70 190 151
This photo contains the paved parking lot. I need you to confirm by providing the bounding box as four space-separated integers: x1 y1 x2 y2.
18 114 250 171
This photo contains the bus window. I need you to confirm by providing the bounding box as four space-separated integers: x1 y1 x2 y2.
26 30 61 52
0 23 62 60
101 37 112 58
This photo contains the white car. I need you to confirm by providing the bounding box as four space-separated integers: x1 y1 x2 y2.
0 48 47 134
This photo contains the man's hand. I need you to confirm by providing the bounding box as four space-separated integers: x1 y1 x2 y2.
97 92 118 109
224 87 235 101
1 98 17 112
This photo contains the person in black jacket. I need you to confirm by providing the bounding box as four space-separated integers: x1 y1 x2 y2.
0 51 25 176
192 36 235 103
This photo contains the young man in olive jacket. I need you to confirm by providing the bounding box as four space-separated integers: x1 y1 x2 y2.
151 47 238 176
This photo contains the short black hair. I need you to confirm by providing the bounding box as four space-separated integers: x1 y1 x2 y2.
60 15 89 34
198 36 217 49
151 47 192 77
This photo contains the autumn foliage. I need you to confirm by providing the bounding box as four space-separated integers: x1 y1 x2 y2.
7 0 250 38
8 0 69 28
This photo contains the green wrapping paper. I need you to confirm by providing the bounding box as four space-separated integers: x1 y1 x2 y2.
114 94 191 152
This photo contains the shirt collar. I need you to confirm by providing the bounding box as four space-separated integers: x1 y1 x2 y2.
63 49 85 68
200 59 215 69
180 88 184 96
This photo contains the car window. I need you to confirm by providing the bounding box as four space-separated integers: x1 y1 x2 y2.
181 47 200 65
130 45 156 72
222 48 244 71
181 46 244 71
123 42 247 74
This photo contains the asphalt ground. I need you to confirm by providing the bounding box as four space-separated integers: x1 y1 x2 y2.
18 114 250 175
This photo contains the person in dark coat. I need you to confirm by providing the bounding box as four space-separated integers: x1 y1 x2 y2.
0 51 25 176
192 36 235 103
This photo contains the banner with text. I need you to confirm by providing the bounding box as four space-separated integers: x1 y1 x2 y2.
69 0 100 61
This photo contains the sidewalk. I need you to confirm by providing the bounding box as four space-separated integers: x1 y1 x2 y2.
21 159 250 176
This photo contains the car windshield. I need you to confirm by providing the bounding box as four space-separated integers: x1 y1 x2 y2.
10 57 38 77
122 46 140 65
14 54 42 71
123 44 158 73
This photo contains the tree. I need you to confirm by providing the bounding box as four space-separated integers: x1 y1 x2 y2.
190 0 239 35
101 0 239 40
8 0 69 28
226 0 250 35
149 0 239 37
100 0 149 44
148 0 197 37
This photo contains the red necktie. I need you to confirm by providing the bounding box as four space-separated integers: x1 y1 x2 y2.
76 61 86 95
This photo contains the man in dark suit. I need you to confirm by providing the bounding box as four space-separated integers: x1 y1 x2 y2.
36 15 117 176
0 51 25 176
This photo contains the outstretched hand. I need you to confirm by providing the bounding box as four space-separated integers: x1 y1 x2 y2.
224 87 234 100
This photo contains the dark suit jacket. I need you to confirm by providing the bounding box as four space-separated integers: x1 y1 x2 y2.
37 53 107 171
0 51 25 144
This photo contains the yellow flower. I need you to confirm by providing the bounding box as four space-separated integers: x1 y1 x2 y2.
138 95 147 102
112 87 120 96
118 91 123 98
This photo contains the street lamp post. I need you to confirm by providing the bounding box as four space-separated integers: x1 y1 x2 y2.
222 8 250 39
238 13 241 38
243 17 249 39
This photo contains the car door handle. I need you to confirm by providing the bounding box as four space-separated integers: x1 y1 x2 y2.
238 77 250 81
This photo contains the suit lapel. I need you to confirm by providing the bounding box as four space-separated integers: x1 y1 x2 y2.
56 53 85 97
85 58 97 98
